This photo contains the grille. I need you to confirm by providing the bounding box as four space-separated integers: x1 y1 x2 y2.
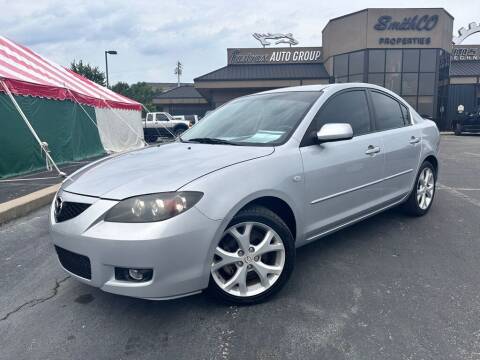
55 200 90 222
55 246 92 279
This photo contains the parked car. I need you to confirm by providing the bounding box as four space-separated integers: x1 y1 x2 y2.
143 112 190 142
50 83 440 304
452 109 480 135
172 114 199 125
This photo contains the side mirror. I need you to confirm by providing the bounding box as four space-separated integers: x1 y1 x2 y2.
317 123 353 143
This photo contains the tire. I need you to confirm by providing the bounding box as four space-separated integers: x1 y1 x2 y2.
145 135 157 143
454 123 462 136
208 205 295 305
402 161 436 216
173 127 187 137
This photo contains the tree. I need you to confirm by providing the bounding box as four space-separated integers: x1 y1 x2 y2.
111 81 154 115
70 60 106 86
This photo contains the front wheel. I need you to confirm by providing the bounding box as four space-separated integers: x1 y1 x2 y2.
208 206 295 304
173 127 187 137
402 161 436 216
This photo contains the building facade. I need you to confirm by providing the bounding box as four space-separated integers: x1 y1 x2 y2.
160 8 480 130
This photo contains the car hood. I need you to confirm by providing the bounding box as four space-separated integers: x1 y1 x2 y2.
63 142 274 199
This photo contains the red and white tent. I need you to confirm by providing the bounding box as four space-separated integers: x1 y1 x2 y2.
0 36 141 111
0 36 145 170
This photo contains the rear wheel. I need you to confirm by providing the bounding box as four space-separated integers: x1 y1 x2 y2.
402 161 436 216
145 135 157 143
173 127 187 137
208 206 295 304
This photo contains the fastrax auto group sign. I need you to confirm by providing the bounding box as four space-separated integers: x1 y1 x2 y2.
228 47 322 65
374 14 438 46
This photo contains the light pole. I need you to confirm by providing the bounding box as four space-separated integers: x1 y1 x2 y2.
104 50 117 87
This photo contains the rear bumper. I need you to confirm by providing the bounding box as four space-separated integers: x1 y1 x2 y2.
49 190 221 300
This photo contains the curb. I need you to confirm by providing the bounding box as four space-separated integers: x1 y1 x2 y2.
0 184 60 225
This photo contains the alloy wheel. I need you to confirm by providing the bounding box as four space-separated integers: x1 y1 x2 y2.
211 222 286 297
417 167 434 210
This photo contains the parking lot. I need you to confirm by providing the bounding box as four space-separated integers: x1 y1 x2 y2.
1 134 479 360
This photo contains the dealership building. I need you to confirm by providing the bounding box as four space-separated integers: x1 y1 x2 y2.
153 8 480 130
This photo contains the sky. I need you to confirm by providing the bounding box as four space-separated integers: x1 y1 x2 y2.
1 0 480 85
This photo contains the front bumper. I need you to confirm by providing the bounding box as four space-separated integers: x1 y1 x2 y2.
49 190 221 300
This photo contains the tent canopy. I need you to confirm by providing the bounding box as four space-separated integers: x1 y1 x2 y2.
0 36 141 111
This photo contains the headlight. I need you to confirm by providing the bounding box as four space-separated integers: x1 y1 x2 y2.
104 192 203 223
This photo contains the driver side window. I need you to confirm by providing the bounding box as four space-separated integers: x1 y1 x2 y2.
301 90 372 147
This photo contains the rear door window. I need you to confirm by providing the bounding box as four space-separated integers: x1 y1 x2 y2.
370 91 405 131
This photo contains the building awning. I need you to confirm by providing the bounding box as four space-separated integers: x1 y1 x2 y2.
195 63 330 82
450 61 480 77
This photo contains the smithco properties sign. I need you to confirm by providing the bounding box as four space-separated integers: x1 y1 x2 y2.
228 47 322 65
374 14 439 46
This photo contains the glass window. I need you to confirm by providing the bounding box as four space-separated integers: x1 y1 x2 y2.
156 113 169 121
349 74 364 82
334 54 348 77
385 73 401 94
400 103 411 125
369 50 385 72
182 92 320 146
403 49 420 72
418 73 435 95
368 73 384 87
349 51 364 75
402 73 418 96
370 91 405 131
336 76 348 83
386 50 402 72
417 96 434 118
420 49 437 72
316 90 371 136
403 96 417 108
146 114 153 121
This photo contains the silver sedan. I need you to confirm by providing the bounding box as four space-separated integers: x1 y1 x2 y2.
49 83 440 304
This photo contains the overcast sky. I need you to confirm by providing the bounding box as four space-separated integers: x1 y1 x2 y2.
2 0 480 84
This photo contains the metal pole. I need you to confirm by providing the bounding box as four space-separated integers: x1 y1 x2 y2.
105 51 109 88
0 79 65 177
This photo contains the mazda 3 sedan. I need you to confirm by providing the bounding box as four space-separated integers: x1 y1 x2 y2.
50 83 440 304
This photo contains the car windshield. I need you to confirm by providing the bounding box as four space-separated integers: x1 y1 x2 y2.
181 91 321 146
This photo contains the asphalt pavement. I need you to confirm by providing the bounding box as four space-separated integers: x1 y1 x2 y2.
1 134 479 360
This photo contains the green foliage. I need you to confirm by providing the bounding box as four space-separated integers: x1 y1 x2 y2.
111 81 154 114
70 60 106 87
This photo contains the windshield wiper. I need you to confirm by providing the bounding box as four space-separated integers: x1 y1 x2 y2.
186 137 240 145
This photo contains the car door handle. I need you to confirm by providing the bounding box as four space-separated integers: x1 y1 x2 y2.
409 136 421 144
365 145 381 155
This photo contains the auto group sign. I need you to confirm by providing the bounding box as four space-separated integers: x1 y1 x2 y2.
228 47 322 65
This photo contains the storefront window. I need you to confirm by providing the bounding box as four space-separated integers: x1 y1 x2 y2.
386 50 402 72
402 50 420 72
368 73 384 87
420 49 437 72
402 73 418 95
349 74 364 82
417 96 434 117
385 73 401 94
349 51 364 75
334 54 348 77
403 96 417 108
418 73 436 95
369 50 385 73
336 76 348 83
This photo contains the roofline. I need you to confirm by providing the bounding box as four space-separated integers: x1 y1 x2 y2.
324 7 454 28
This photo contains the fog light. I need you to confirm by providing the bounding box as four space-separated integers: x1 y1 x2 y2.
129 269 145 281
115 267 153 282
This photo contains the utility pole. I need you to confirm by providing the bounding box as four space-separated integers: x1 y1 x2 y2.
174 61 183 87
